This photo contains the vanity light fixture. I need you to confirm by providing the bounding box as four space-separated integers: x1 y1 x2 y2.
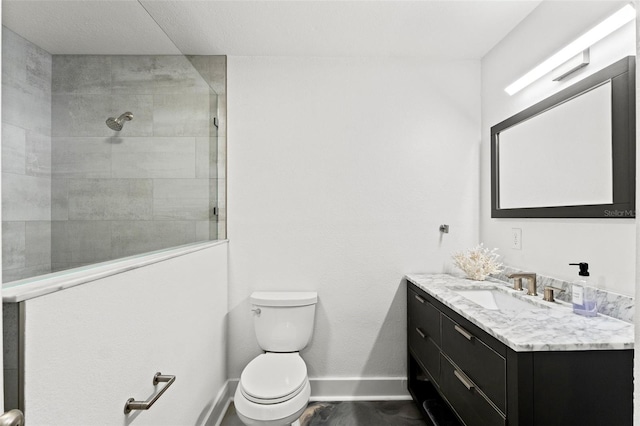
505 4 635 96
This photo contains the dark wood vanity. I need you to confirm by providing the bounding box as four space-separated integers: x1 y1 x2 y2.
407 281 633 426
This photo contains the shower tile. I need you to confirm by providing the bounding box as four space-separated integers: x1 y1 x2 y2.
53 55 111 94
153 94 209 137
111 56 156 94
51 262 96 273
2 27 28 88
25 130 51 177
52 94 111 137
153 198 210 221
2 28 51 97
112 137 196 178
51 137 111 179
208 56 227 95
211 176 220 202
25 221 51 267
186 56 212 87
2 123 26 175
108 95 153 136
2 27 52 135
154 55 210 94
2 222 25 270
153 178 209 199
26 42 52 97
2 84 51 135
216 136 226 178
153 178 209 221
217 93 227 137
1 173 51 221
196 137 211 178
52 94 153 137
195 221 210 241
52 179 69 220
51 221 112 264
215 219 225 240
3 265 51 283
67 179 153 220
111 221 196 258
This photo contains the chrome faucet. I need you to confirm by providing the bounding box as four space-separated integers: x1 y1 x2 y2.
507 273 537 296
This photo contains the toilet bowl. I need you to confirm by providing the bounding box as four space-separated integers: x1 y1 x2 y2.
234 353 310 426
235 292 318 426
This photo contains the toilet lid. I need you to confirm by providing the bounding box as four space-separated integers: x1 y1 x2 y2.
240 353 307 402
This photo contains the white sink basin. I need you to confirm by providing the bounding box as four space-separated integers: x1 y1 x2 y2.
454 288 548 311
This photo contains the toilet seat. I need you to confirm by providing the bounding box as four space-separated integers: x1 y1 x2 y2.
240 353 307 404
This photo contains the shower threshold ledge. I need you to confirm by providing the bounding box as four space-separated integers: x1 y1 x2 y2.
2 240 228 302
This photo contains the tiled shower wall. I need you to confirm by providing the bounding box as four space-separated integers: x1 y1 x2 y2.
1 28 53 282
50 54 222 272
1 26 227 280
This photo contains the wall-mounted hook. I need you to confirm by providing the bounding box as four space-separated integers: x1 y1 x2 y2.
439 224 449 234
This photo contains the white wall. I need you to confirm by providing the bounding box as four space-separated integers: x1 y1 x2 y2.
480 1 636 296
227 56 480 379
20 242 228 425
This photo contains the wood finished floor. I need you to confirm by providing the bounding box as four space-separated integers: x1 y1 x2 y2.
220 400 429 425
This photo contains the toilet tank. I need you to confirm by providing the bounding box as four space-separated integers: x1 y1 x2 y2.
250 291 318 352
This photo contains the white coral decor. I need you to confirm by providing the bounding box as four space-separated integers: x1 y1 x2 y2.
452 244 503 281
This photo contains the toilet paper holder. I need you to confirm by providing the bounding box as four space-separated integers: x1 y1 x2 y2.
124 372 176 414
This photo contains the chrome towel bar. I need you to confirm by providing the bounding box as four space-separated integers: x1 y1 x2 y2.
124 372 176 414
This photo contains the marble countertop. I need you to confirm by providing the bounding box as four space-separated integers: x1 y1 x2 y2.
406 273 634 352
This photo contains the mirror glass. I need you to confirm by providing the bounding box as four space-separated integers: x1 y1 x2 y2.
498 81 613 209
491 56 635 218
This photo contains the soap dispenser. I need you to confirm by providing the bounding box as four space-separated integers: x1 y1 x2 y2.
569 262 597 317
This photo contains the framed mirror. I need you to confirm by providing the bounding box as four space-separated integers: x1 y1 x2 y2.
491 56 635 218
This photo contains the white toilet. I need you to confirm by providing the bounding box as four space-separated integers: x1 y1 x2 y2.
234 291 318 426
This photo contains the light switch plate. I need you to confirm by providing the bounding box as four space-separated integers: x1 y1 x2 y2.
511 228 522 250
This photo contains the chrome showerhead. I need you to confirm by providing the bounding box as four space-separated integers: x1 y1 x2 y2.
106 112 133 131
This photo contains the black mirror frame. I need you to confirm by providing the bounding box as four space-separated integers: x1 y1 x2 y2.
491 56 635 219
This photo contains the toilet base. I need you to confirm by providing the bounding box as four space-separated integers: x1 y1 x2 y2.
234 377 310 426
236 404 306 426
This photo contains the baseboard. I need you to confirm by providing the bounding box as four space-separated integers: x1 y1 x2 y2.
203 380 234 426
309 377 411 401
226 377 410 402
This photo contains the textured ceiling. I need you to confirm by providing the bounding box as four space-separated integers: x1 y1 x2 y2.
3 0 542 58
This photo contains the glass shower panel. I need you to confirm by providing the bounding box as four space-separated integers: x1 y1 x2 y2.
48 55 216 273
1 1 225 284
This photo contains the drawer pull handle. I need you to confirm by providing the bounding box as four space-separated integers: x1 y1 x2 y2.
414 294 426 304
416 328 426 339
454 325 474 341
453 370 475 391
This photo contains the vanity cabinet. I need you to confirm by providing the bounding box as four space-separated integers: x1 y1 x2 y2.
407 282 633 426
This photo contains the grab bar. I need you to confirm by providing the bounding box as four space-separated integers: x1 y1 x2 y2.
124 372 176 414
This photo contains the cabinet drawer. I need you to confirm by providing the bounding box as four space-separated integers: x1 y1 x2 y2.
441 315 505 413
409 327 440 385
441 354 506 426
408 289 441 346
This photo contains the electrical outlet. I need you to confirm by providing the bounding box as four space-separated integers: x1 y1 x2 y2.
511 228 522 250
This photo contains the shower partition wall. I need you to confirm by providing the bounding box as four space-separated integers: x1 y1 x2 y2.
1 26 226 283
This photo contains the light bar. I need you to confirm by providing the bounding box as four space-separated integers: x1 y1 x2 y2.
505 4 635 96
